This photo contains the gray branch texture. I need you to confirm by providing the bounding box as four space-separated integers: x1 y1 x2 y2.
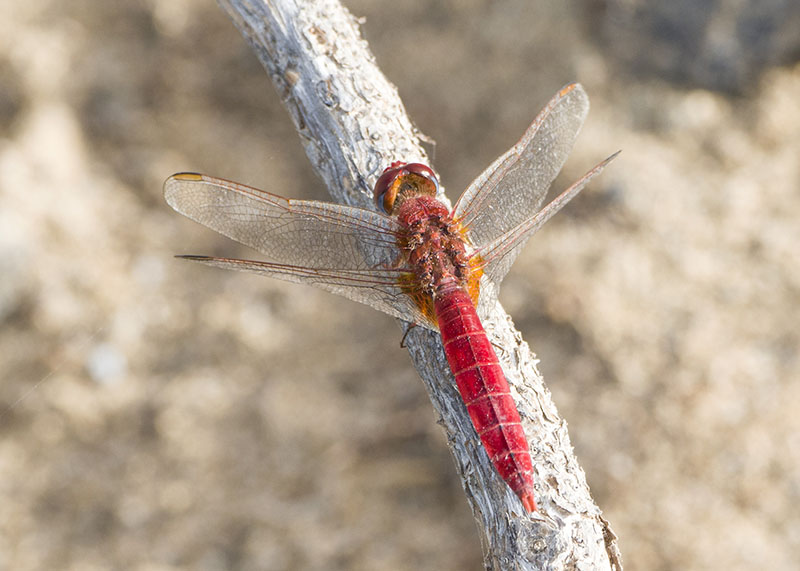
218 1 622 569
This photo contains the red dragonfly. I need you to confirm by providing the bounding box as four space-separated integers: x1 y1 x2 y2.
165 83 617 512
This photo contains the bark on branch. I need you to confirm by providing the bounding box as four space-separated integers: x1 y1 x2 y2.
217 1 622 568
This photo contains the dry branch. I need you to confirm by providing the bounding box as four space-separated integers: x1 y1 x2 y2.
217 1 622 568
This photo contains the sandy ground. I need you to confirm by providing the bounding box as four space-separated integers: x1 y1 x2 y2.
1 1 799 570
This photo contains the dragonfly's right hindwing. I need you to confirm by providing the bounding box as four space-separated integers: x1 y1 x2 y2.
471 151 620 314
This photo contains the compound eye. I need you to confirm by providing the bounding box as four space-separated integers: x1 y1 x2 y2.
403 163 440 195
372 162 439 214
373 163 406 214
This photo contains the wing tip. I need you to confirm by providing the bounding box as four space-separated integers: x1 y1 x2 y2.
163 172 206 207
555 82 589 118
558 82 581 96
603 149 622 166
170 172 204 181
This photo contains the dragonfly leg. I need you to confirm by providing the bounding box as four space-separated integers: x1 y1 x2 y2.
399 323 418 348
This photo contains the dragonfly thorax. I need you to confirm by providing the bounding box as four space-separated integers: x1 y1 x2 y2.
397 196 471 297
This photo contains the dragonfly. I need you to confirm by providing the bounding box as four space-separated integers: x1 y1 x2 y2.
164 83 617 513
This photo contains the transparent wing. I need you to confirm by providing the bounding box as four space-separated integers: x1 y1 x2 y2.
473 152 620 313
164 173 437 329
176 255 435 328
453 83 590 248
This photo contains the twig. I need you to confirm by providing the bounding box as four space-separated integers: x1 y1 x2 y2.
217 1 622 569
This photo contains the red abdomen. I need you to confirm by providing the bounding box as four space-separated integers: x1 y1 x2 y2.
434 285 537 512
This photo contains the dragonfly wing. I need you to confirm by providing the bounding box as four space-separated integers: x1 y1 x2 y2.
178 256 437 329
164 173 436 328
473 152 619 312
453 83 590 248
165 173 401 269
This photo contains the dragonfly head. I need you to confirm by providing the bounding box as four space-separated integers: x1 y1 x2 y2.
373 162 440 215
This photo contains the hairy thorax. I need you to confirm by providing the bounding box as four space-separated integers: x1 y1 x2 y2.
395 196 472 297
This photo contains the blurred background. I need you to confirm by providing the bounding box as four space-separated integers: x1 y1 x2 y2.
1 1 799 569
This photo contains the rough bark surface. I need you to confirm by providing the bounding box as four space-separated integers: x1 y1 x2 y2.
218 1 622 568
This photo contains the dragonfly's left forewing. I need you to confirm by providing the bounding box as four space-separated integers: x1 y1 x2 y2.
164 173 401 270
164 173 438 329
